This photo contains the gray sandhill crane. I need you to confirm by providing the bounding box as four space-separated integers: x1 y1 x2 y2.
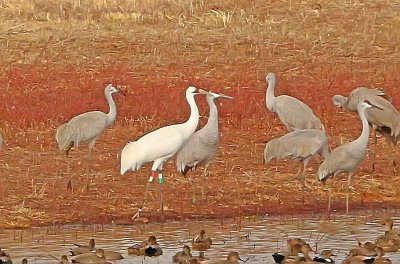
263 129 329 186
56 84 124 191
120 86 208 220
332 87 400 172
265 72 324 132
318 100 377 214
176 91 233 202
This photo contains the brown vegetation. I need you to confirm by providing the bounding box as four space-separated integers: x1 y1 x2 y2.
0 0 400 227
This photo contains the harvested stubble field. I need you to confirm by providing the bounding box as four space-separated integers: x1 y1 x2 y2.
1 0 400 227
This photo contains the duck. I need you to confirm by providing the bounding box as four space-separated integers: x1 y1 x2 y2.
348 244 377 257
21 259 27 264
375 235 398 253
0 257 12 264
201 252 243 264
71 249 110 263
0 252 12 264
100 249 123 261
70 239 95 256
173 245 193 263
272 244 304 263
296 244 324 264
373 247 392 264
192 230 213 250
312 249 335 263
60 255 70 264
342 249 375 264
377 219 400 242
127 235 163 256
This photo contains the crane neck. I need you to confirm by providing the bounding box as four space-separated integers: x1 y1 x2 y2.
266 77 276 111
105 90 117 127
353 107 370 149
204 96 219 132
184 93 200 135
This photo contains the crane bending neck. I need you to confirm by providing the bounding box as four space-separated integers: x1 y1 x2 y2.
105 90 117 126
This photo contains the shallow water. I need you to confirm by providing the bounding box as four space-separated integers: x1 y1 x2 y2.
1 212 400 263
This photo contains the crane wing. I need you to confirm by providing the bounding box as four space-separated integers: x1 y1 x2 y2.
67 111 108 146
275 96 324 131
347 87 392 110
176 130 219 173
280 130 326 159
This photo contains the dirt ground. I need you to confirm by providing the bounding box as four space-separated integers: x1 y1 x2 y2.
1 0 400 227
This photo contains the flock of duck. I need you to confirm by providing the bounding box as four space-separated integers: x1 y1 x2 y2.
0 229 242 264
273 218 399 264
1 219 400 263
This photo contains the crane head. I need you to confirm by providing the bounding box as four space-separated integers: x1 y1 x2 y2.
332 95 347 108
266 72 276 82
187 86 208 95
105 84 127 96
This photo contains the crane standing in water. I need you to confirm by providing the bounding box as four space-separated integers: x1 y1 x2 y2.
318 100 378 214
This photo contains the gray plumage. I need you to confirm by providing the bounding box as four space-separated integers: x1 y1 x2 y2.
264 129 329 185
332 86 400 171
176 91 232 201
317 101 373 214
176 92 233 174
265 72 324 132
56 84 123 191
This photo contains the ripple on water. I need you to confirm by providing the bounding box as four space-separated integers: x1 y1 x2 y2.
1 211 400 263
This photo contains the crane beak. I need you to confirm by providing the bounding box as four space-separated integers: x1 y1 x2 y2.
208 91 233 99
117 88 127 96
219 93 234 99
197 88 208 95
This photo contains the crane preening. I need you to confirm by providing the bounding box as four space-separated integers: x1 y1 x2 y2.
332 87 400 172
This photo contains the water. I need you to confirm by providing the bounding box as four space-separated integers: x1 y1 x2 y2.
1 212 399 263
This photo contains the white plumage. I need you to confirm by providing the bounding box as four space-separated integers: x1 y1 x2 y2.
265 72 324 132
120 86 208 219
120 86 207 175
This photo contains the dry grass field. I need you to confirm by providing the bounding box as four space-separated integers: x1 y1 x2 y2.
1 0 400 227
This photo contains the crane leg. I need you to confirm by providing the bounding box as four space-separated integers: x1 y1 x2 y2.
346 172 353 215
132 171 157 220
389 141 397 172
186 176 196 204
82 147 94 192
326 179 336 218
371 128 378 173
201 166 208 200
157 172 165 222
